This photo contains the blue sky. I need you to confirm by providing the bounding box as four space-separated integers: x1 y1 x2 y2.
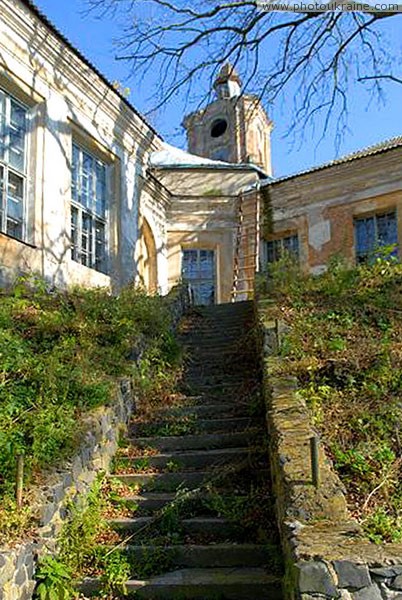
34 0 402 178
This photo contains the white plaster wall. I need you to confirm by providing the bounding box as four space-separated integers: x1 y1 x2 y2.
0 0 165 291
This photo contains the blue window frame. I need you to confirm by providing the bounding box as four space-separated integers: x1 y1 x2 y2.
354 211 398 263
182 249 215 305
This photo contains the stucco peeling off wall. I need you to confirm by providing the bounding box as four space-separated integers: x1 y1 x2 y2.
259 300 402 600
0 379 134 600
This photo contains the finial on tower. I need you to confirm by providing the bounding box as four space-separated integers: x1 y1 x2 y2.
213 63 242 99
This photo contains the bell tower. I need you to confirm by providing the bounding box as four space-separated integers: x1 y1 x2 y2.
183 63 273 176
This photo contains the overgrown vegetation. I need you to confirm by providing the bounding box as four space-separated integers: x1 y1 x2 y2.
262 254 402 543
35 474 131 599
0 275 180 544
34 468 279 599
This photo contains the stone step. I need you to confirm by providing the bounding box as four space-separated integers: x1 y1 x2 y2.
183 395 254 408
193 310 254 321
185 310 253 322
119 447 258 471
197 300 254 313
179 332 251 341
122 492 176 512
153 403 249 419
184 356 257 366
180 337 245 347
130 429 262 452
112 468 269 492
133 417 261 437
179 326 252 338
184 385 255 397
183 368 256 379
182 347 244 356
109 516 241 540
180 329 247 338
124 543 277 569
184 376 256 388
119 491 249 515
81 568 282 599
179 324 252 336
112 471 214 492
183 314 253 324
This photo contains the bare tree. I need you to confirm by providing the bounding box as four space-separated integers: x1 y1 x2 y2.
87 0 401 142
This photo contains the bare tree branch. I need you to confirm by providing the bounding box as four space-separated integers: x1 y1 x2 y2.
86 0 402 141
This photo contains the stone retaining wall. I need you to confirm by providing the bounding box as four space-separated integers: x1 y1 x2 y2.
259 301 402 600
0 379 134 600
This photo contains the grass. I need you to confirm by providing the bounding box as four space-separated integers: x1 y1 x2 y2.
261 253 402 543
0 275 180 544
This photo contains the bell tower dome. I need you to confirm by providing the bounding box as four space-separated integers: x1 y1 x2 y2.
183 63 273 175
213 63 242 99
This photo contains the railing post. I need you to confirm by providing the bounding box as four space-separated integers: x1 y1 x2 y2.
16 452 24 509
310 436 320 488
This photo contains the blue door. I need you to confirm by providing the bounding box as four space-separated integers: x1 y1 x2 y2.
182 249 215 305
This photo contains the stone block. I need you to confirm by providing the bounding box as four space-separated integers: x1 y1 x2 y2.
333 561 371 590
0 554 15 586
52 482 65 505
20 582 36 600
377 583 402 600
100 415 109 436
61 472 73 489
352 584 382 600
15 566 27 586
72 456 83 481
41 503 56 527
16 549 29 570
24 554 35 580
391 576 402 591
370 567 402 579
298 561 339 597
80 445 91 465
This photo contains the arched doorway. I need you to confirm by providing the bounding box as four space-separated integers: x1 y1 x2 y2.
139 217 158 294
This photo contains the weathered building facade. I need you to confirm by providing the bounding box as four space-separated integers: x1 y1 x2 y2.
0 0 169 291
262 140 402 274
1 0 402 305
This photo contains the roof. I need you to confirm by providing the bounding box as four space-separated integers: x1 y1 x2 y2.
150 143 232 168
150 142 267 176
19 0 161 140
265 135 402 185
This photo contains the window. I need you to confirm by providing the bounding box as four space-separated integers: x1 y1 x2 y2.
210 119 228 138
354 211 398 263
182 249 215 305
266 234 299 263
71 143 108 273
0 90 27 241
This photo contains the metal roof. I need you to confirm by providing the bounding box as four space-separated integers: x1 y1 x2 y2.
264 135 402 186
19 0 162 140
150 143 269 177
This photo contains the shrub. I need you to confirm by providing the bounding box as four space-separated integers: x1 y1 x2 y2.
0 278 180 541
263 258 402 541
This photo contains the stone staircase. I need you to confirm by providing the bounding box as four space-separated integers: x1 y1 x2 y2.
83 301 283 599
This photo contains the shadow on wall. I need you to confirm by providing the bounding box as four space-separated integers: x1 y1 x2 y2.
0 233 70 290
15 19 161 292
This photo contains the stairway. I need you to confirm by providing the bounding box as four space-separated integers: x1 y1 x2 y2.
82 301 283 599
